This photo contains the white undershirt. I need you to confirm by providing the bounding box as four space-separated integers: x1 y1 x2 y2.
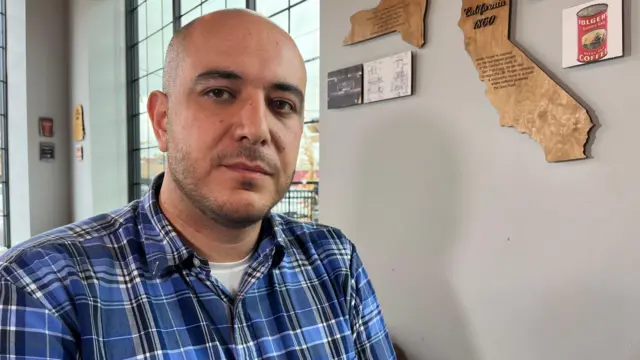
209 254 252 297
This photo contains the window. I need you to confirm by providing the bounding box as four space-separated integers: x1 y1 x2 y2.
259 0 319 222
126 0 320 221
0 0 9 246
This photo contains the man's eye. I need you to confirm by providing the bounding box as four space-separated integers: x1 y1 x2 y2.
205 88 234 99
272 99 295 113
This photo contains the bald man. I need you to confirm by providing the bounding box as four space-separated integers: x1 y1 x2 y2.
0 9 395 360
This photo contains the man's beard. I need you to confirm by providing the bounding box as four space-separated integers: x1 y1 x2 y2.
166 139 294 229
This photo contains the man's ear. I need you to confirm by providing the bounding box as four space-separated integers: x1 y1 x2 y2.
147 90 169 152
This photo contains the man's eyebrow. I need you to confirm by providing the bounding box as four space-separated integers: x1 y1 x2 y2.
271 83 305 105
194 69 243 83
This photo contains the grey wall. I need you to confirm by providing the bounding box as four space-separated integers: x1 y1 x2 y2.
6 0 126 243
69 0 128 221
320 0 640 359
25 0 71 236
69 0 93 221
7 0 71 243
7 0 32 242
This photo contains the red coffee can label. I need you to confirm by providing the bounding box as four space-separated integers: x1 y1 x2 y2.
576 3 609 63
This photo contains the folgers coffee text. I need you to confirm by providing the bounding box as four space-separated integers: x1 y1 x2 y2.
577 3 608 63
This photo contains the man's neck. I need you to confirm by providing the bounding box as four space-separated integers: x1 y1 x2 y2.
157 177 261 263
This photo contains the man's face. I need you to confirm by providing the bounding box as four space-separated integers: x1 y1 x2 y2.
154 15 306 228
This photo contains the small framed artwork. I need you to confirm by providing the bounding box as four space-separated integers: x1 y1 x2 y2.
75 145 84 161
39 142 55 161
562 0 624 68
363 51 413 103
327 64 363 109
39 117 54 137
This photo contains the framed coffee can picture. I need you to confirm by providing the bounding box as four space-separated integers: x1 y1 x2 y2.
39 117 54 137
562 0 624 68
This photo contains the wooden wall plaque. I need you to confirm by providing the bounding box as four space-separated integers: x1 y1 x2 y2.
73 104 85 141
344 0 428 48
459 0 593 162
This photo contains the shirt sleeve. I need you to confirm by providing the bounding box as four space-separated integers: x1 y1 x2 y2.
0 280 77 359
349 247 396 360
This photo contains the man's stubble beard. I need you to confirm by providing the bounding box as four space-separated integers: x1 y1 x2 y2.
165 131 294 229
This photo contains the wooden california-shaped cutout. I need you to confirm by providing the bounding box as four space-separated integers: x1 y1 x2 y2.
344 0 428 48
459 0 593 162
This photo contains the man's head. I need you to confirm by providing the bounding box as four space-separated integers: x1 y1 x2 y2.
147 9 306 228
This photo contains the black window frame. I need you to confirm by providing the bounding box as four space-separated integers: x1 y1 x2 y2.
0 0 10 247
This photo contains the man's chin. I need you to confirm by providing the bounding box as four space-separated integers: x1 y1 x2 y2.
214 207 270 229
209 194 274 228
228 189 272 207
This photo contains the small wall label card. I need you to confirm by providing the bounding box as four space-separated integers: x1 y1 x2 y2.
328 64 363 109
364 51 412 103
344 0 428 48
39 142 55 161
75 145 84 161
562 0 623 68
459 0 593 162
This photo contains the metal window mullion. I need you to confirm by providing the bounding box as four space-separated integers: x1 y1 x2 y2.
132 26 166 48
173 0 181 31
2 0 8 245
268 0 306 20
126 0 138 202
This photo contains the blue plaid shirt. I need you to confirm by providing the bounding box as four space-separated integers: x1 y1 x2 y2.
0 175 395 359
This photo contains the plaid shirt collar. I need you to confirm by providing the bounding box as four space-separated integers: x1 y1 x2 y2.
140 173 286 278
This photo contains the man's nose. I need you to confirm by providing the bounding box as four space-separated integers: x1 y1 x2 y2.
234 93 270 146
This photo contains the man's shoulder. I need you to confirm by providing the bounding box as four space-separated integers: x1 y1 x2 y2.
0 201 143 287
272 213 355 265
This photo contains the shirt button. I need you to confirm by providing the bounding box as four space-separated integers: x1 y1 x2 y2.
193 257 201 267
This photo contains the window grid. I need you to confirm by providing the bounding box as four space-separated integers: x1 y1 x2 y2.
126 0 319 221
0 0 9 246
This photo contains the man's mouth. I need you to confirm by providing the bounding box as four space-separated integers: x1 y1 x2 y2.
222 161 272 176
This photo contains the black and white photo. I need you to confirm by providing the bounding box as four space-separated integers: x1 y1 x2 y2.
327 64 363 109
